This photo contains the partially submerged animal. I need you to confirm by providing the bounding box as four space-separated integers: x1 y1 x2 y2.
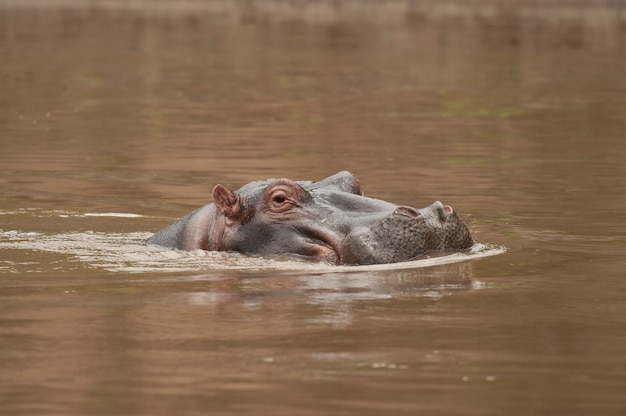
147 171 474 265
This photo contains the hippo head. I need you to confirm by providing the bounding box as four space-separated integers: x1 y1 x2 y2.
147 171 474 265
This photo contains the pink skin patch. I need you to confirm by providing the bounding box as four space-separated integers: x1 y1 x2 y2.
444 205 453 214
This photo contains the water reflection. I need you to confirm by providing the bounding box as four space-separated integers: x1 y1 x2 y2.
151 262 479 330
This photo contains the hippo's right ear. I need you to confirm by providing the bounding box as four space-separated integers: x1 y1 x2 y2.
212 184 240 220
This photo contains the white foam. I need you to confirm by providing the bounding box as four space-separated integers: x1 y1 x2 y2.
0 227 506 274
83 213 144 218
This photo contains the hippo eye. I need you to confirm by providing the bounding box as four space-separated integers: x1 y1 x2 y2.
265 180 308 213
273 195 287 204
269 190 293 212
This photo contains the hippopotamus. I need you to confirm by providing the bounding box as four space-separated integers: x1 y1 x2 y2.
147 171 474 265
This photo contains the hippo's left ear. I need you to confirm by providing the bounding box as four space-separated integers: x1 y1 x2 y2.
212 184 240 220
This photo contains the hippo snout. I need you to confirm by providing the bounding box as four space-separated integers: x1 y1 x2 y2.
339 201 473 265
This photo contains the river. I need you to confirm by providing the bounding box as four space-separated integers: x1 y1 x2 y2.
1 1 626 415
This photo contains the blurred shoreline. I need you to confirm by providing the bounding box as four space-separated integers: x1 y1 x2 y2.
2 0 625 23
2 0 624 52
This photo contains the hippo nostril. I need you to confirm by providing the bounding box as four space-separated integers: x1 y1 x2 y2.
394 206 420 218
436 204 454 222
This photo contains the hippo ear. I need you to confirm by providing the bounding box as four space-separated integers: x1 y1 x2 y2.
212 184 239 219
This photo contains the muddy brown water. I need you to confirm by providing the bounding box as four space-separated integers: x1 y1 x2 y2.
1 1 626 415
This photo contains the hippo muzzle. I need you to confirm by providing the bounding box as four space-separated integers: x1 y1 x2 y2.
338 201 473 265
147 171 474 265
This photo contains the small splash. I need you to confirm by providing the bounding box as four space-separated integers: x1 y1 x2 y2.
0 208 505 274
328 243 505 272
0 227 506 274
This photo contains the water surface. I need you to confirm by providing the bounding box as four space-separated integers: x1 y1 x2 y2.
1 1 626 415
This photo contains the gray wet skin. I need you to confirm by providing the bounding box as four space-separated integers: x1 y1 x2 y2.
147 171 474 265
